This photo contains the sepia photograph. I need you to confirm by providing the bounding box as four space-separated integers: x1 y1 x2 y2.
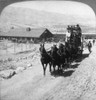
0 0 96 100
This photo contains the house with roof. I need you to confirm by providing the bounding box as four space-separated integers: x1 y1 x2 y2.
82 34 96 39
53 34 66 42
0 28 53 43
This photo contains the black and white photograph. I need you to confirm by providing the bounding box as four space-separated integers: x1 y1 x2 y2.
0 0 96 100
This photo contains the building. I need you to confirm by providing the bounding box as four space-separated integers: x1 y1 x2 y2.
0 28 53 43
53 34 66 42
82 34 96 39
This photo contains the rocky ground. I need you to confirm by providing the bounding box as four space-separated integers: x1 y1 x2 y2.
0 41 96 100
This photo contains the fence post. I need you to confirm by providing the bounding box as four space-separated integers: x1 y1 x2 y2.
21 43 23 52
26 42 27 51
6 41 8 54
14 42 16 53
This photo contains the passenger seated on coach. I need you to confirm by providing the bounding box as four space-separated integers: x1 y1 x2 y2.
67 25 71 33
76 24 82 37
53 44 58 52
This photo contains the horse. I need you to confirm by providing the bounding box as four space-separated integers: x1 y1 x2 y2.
50 44 62 72
65 42 72 64
57 43 66 69
39 44 52 76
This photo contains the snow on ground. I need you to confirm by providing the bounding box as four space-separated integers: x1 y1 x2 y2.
0 41 52 72
0 41 96 100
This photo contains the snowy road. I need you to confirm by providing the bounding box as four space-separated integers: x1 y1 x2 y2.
1 44 96 100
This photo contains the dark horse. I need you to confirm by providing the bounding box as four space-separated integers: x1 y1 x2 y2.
57 43 66 69
39 44 52 76
50 45 62 71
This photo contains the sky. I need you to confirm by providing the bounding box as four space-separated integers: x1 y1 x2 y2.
0 1 95 33
9 1 95 20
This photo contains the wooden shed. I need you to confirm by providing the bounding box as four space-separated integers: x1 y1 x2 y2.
53 34 66 42
0 28 53 43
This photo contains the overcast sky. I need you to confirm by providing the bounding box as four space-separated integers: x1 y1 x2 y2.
9 1 95 20
0 1 95 33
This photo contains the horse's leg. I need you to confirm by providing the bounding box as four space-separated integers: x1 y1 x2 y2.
42 63 45 76
64 58 67 69
69 57 71 64
41 61 46 76
63 57 66 70
58 64 62 74
62 62 65 70
53 64 55 72
44 63 48 76
66 57 69 68
57 64 59 73
49 62 52 72
60 63 62 70
58 64 61 71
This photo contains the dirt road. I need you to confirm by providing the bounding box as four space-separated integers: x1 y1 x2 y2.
1 44 96 100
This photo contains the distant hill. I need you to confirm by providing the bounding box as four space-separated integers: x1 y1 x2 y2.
0 4 95 34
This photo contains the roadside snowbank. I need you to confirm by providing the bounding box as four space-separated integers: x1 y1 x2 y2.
41 45 96 100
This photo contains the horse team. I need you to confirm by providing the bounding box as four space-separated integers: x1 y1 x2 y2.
39 24 83 75
39 42 82 76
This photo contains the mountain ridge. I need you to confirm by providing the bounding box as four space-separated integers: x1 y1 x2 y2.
0 5 95 34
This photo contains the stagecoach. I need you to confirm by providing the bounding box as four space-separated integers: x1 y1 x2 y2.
66 24 83 56
40 24 84 75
